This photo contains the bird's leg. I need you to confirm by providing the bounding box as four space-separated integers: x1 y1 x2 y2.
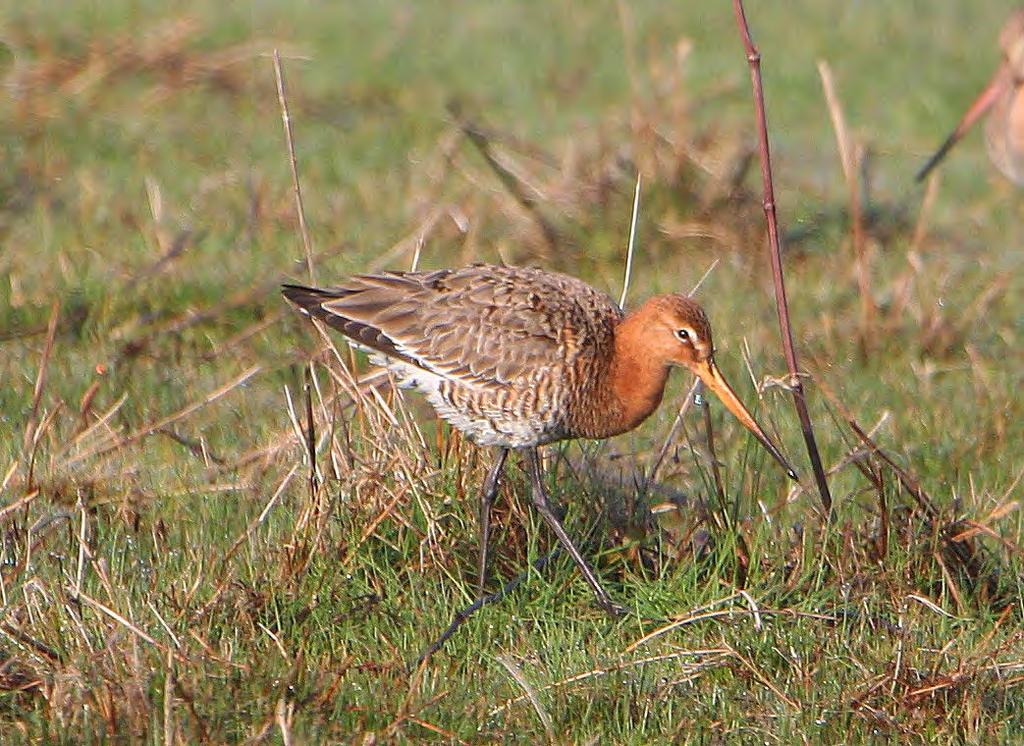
476 448 509 597
522 447 624 617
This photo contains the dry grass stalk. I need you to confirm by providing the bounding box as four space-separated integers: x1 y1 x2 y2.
731 0 833 515
817 60 876 352
66 365 261 466
161 647 176 745
302 364 320 501
626 604 843 654
489 648 729 718
72 494 88 599
0 623 62 665
447 100 562 258
73 590 162 651
220 463 300 569
201 309 285 362
495 655 556 741
112 278 281 360
60 393 128 457
22 301 60 489
782 411 890 507
0 488 40 523
810 366 939 520
722 641 799 710
0 460 19 498
273 49 316 284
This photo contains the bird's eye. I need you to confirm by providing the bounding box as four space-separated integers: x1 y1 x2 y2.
675 328 691 342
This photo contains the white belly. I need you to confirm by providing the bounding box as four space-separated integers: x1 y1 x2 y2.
367 351 563 448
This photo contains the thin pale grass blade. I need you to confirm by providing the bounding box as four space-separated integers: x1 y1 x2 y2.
495 655 555 742
273 48 315 283
22 300 60 455
72 589 162 651
618 172 641 309
489 649 729 718
66 365 260 466
906 593 962 620
818 59 875 350
721 642 799 710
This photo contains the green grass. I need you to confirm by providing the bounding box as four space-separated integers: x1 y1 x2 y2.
1 0 1023 742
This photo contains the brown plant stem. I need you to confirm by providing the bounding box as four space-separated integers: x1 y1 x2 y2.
731 0 833 515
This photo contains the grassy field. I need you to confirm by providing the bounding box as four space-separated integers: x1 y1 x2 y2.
2 0 1023 741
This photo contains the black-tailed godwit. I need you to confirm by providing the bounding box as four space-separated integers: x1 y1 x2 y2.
917 9 1024 184
283 264 796 615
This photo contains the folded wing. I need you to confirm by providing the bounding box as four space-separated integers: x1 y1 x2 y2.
282 264 621 389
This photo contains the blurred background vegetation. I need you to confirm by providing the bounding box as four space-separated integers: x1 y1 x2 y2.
0 1 1021 741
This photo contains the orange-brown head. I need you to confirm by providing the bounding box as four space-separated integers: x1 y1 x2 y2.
917 9 1024 184
618 294 797 480
626 295 716 367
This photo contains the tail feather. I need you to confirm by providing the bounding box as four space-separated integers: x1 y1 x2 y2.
281 283 345 314
281 283 418 368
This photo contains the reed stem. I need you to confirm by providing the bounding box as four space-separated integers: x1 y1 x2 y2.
731 0 833 516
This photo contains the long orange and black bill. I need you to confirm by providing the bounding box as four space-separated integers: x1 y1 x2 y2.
692 358 798 481
916 64 1011 182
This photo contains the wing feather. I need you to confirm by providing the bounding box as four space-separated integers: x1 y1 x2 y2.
282 264 621 388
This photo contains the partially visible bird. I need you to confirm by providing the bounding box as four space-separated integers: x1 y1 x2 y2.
283 263 796 615
918 9 1024 185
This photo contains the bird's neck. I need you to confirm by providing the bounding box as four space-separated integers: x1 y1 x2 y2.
582 310 670 439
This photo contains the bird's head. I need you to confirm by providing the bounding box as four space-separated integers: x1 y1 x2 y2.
633 294 797 480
